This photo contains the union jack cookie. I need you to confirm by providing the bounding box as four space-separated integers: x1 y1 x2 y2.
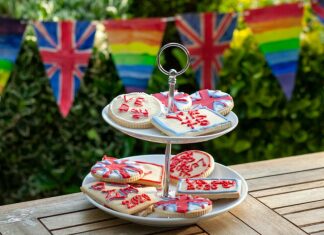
91 155 145 183
154 195 212 218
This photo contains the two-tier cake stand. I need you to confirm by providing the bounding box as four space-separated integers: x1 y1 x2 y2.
82 43 248 227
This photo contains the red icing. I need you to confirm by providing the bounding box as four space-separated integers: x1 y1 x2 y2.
170 151 209 179
90 183 141 201
185 179 236 191
122 193 151 209
91 155 143 179
135 161 164 185
155 195 211 213
191 89 232 109
166 110 210 129
118 95 149 119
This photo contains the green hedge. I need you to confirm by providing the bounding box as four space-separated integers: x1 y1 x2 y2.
0 0 324 205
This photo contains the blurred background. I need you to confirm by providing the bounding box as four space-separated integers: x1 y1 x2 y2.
0 0 323 205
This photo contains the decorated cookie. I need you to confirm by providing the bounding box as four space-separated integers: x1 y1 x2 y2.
190 89 234 116
154 195 212 218
135 161 164 188
152 91 192 112
81 182 159 215
170 150 214 184
176 178 241 200
91 155 145 183
151 107 232 136
108 92 164 128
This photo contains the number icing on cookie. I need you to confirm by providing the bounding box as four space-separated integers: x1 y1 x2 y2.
190 89 233 112
118 95 149 119
90 182 138 199
91 155 144 179
170 151 210 178
153 91 191 112
185 179 236 191
155 195 211 213
166 110 210 130
122 193 151 209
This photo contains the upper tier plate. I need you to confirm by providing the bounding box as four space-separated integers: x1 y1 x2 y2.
102 104 238 144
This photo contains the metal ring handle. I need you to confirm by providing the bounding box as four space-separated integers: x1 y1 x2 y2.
157 42 190 76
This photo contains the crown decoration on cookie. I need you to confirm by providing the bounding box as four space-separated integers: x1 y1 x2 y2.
91 155 144 179
153 91 192 112
190 89 234 115
155 195 212 213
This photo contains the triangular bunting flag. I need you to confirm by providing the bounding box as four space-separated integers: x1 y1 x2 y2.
104 18 166 93
0 17 26 94
244 3 303 100
175 12 237 89
33 21 96 117
312 0 324 24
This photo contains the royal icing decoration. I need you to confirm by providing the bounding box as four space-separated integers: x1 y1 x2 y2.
190 89 233 115
151 107 231 136
91 155 144 180
118 95 148 119
170 150 213 180
153 91 192 112
136 161 164 187
155 195 211 213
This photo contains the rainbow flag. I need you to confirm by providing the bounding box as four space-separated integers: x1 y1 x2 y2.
245 3 303 99
312 0 324 24
0 17 26 94
104 18 166 92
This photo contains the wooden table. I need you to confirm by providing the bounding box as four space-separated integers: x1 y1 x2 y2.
1 151 324 235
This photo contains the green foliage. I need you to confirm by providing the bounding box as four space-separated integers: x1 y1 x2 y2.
0 0 324 205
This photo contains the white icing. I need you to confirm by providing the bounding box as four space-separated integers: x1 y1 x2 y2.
151 107 231 136
155 91 192 111
109 92 163 124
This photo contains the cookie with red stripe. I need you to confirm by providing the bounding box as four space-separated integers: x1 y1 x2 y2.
81 182 159 215
170 150 215 184
152 91 192 112
91 155 145 183
135 161 164 188
190 89 234 115
154 195 212 218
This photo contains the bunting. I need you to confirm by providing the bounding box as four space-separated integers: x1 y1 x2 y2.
33 21 96 117
0 17 26 94
244 3 303 99
175 12 237 89
312 0 324 24
104 18 166 92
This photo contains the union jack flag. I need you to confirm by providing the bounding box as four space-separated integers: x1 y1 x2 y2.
175 12 237 89
33 21 96 117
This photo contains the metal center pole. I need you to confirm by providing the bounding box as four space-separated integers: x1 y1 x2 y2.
162 69 177 198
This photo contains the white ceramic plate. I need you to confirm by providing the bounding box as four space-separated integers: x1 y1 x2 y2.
102 105 238 144
82 154 248 227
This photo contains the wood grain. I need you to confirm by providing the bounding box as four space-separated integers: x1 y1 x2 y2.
197 212 259 235
276 200 324 215
247 168 324 191
231 152 324 179
251 180 324 198
302 222 324 234
258 187 324 209
285 207 324 226
230 195 306 235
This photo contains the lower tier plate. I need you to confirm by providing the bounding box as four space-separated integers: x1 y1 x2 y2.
82 154 248 227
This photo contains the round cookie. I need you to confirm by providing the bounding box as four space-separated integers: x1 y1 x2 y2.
154 195 212 218
91 155 145 183
108 92 164 128
152 91 192 112
190 89 234 116
170 150 215 184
